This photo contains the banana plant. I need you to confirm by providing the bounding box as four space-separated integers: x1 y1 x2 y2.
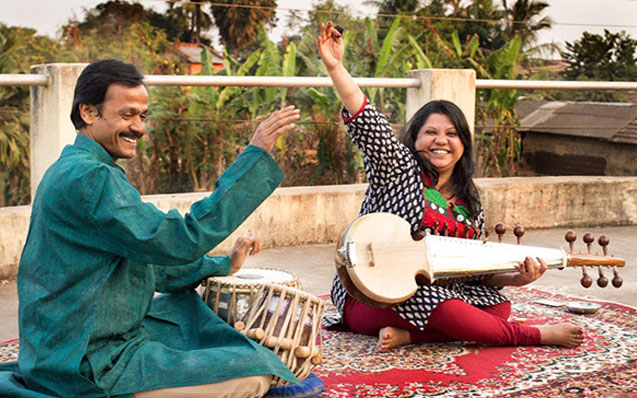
426 25 526 176
0 30 30 205
363 17 411 115
475 36 525 177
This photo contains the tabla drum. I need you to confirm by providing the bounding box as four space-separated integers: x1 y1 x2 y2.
201 268 302 326
237 283 325 386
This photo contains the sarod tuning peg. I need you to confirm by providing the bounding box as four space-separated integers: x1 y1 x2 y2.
612 268 623 288
495 223 506 243
596 235 610 287
580 267 593 288
597 268 608 288
564 231 576 253
514 225 525 245
598 235 609 255
583 232 594 254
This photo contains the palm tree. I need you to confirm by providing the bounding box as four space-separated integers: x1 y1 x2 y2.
209 0 278 57
363 0 420 41
163 2 214 44
503 0 552 50
461 0 507 51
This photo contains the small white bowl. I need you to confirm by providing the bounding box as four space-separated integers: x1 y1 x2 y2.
566 301 601 314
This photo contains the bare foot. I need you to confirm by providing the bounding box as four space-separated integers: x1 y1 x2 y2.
537 323 585 348
376 327 410 351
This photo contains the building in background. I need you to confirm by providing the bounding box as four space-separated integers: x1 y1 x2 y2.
517 101 637 176
172 43 225 74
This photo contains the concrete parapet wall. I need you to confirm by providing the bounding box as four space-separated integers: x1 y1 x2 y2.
1 177 636 280
477 176 637 228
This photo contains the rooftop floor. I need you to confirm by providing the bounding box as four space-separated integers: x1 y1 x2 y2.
1 225 635 342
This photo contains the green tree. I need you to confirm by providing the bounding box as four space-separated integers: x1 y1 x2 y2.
159 2 214 45
0 25 59 206
59 19 175 74
503 0 552 50
363 0 419 40
474 36 525 177
427 24 526 176
455 0 506 51
135 47 262 194
553 30 637 102
209 0 278 57
63 0 212 45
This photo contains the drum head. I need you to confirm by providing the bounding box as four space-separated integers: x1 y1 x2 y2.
213 268 299 287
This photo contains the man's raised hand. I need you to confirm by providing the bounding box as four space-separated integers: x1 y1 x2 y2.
249 106 300 152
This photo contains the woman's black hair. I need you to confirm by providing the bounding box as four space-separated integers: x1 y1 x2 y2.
400 100 482 218
70 59 145 130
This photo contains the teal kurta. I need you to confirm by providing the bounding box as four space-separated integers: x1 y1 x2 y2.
0 134 297 397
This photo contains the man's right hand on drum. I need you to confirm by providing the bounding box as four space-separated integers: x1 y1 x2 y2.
229 236 263 275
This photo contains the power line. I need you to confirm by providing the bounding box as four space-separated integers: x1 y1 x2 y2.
144 117 632 130
138 0 637 29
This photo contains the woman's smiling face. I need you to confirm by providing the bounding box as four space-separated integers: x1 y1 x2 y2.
414 112 464 176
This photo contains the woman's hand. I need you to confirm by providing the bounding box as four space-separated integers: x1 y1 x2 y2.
510 256 548 286
229 236 262 275
317 21 344 72
484 256 548 287
249 106 300 152
316 21 365 115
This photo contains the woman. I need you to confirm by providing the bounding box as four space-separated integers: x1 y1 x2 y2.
318 21 584 351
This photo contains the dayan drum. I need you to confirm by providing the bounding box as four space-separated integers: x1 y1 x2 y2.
201 268 302 326
236 283 325 386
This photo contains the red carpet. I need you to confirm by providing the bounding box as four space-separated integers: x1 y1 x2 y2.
313 287 637 398
2 287 636 397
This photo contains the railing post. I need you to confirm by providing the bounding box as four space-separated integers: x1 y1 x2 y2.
29 63 87 201
406 69 476 136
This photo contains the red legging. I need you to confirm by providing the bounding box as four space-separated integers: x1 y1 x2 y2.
343 296 541 346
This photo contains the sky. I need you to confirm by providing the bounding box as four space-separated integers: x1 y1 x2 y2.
1 0 637 56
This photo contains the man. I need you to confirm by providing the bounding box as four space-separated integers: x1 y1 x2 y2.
0 59 300 397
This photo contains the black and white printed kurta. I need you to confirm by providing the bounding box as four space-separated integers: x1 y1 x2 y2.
323 99 508 330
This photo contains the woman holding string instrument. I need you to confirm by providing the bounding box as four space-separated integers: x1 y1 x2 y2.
317 21 584 351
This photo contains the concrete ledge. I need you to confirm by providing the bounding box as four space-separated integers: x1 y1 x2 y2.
1 177 636 280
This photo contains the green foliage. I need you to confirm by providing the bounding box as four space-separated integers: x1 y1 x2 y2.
209 0 278 58
134 46 260 194
59 20 174 74
503 0 552 51
0 0 563 206
0 25 59 206
67 0 213 45
552 30 637 102
476 36 525 177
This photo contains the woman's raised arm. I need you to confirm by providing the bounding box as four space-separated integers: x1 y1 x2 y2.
317 21 366 115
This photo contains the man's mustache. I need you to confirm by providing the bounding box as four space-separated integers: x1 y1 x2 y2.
120 131 143 139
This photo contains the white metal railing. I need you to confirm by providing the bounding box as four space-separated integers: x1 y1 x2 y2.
2 73 637 90
144 76 420 88
0 74 48 86
475 80 637 90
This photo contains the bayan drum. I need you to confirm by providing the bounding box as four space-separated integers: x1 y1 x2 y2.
237 284 325 386
201 268 302 326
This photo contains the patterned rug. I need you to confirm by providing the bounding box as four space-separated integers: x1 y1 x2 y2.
313 287 637 398
1 287 635 397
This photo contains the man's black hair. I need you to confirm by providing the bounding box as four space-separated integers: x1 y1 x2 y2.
70 59 145 130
